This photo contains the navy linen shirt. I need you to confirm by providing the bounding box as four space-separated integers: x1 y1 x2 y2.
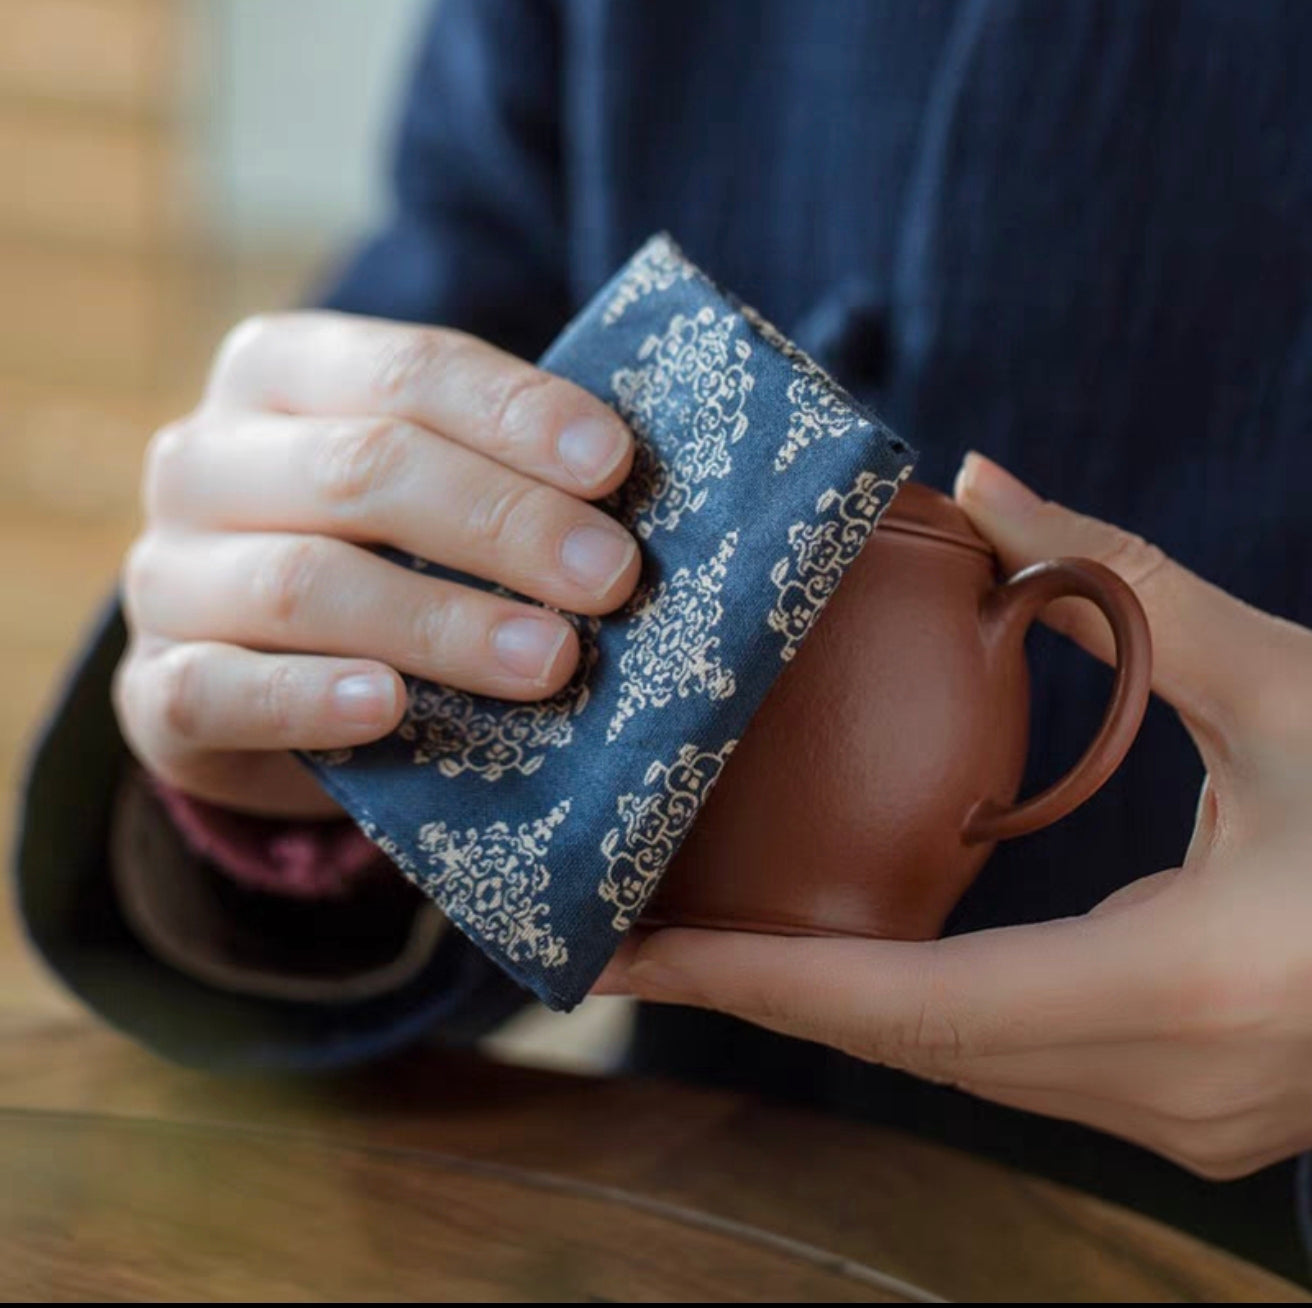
17 0 1312 1279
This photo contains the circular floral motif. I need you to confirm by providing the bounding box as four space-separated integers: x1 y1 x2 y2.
607 532 739 742
609 308 755 538
415 801 572 969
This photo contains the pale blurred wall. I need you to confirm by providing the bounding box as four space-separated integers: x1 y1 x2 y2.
201 0 430 250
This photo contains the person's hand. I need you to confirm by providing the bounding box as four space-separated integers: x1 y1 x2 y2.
114 312 639 818
600 452 1312 1179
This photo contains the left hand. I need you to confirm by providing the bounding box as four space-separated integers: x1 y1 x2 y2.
598 452 1312 1179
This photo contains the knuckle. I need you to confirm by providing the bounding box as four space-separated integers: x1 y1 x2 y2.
255 659 300 739
902 1006 971 1077
466 478 553 553
155 645 205 744
479 368 554 457
120 534 161 618
868 953 977 1074
372 328 454 402
211 313 277 388
110 647 145 734
1094 528 1170 595
254 537 326 628
141 417 194 516
316 420 414 512
410 592 461 663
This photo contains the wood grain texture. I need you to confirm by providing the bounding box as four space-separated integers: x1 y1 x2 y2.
0 1111 921 1303
0 1014 1303 1303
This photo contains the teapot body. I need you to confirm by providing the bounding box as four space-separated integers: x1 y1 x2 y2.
643 486 1029 939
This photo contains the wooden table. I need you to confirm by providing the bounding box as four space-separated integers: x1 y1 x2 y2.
0 1013 1303 1302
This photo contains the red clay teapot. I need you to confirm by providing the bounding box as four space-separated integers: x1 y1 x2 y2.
642 482 1152 940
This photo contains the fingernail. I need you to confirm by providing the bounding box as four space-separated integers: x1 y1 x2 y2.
561 522 637 595
557 416 627 486
332 672 396 724
955 450 1042 517
492 614 569 681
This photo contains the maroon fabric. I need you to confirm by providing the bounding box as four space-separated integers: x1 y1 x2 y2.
148 775 388 901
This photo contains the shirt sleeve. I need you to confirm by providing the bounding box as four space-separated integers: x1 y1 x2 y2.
314 0 571 359
12 0 573 1070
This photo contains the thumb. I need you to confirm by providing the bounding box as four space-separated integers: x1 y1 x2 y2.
953 452 1279 753
613 908 1181 1076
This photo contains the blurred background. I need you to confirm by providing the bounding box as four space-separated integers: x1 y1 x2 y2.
0 0 629 1067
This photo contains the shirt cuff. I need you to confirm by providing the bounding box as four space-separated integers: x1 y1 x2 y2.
147 774 388 901
114 768 448 1004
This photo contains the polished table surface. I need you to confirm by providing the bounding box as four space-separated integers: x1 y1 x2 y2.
0 1012 1304 1303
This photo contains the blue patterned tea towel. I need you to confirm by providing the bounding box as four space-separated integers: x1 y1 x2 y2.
302 234 917 1010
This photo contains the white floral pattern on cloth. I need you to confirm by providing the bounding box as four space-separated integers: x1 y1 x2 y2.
396 618 601 780
601 234 697 326
607 533 739 742
738 301 866 473
598 740 738 932
609 306 755 538
767 468 911 662
393 801 573 969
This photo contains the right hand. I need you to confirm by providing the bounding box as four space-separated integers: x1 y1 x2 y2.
114 311 640 818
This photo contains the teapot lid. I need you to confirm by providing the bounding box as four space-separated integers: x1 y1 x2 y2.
881 482 992 555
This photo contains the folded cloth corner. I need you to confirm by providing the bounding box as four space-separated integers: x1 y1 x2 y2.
301 233 917 1010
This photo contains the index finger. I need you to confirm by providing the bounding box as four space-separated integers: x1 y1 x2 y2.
204 311 635 498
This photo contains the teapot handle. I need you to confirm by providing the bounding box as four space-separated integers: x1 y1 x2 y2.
962 558 1152 845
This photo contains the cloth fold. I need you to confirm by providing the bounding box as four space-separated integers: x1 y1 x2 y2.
302 234 917 1009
